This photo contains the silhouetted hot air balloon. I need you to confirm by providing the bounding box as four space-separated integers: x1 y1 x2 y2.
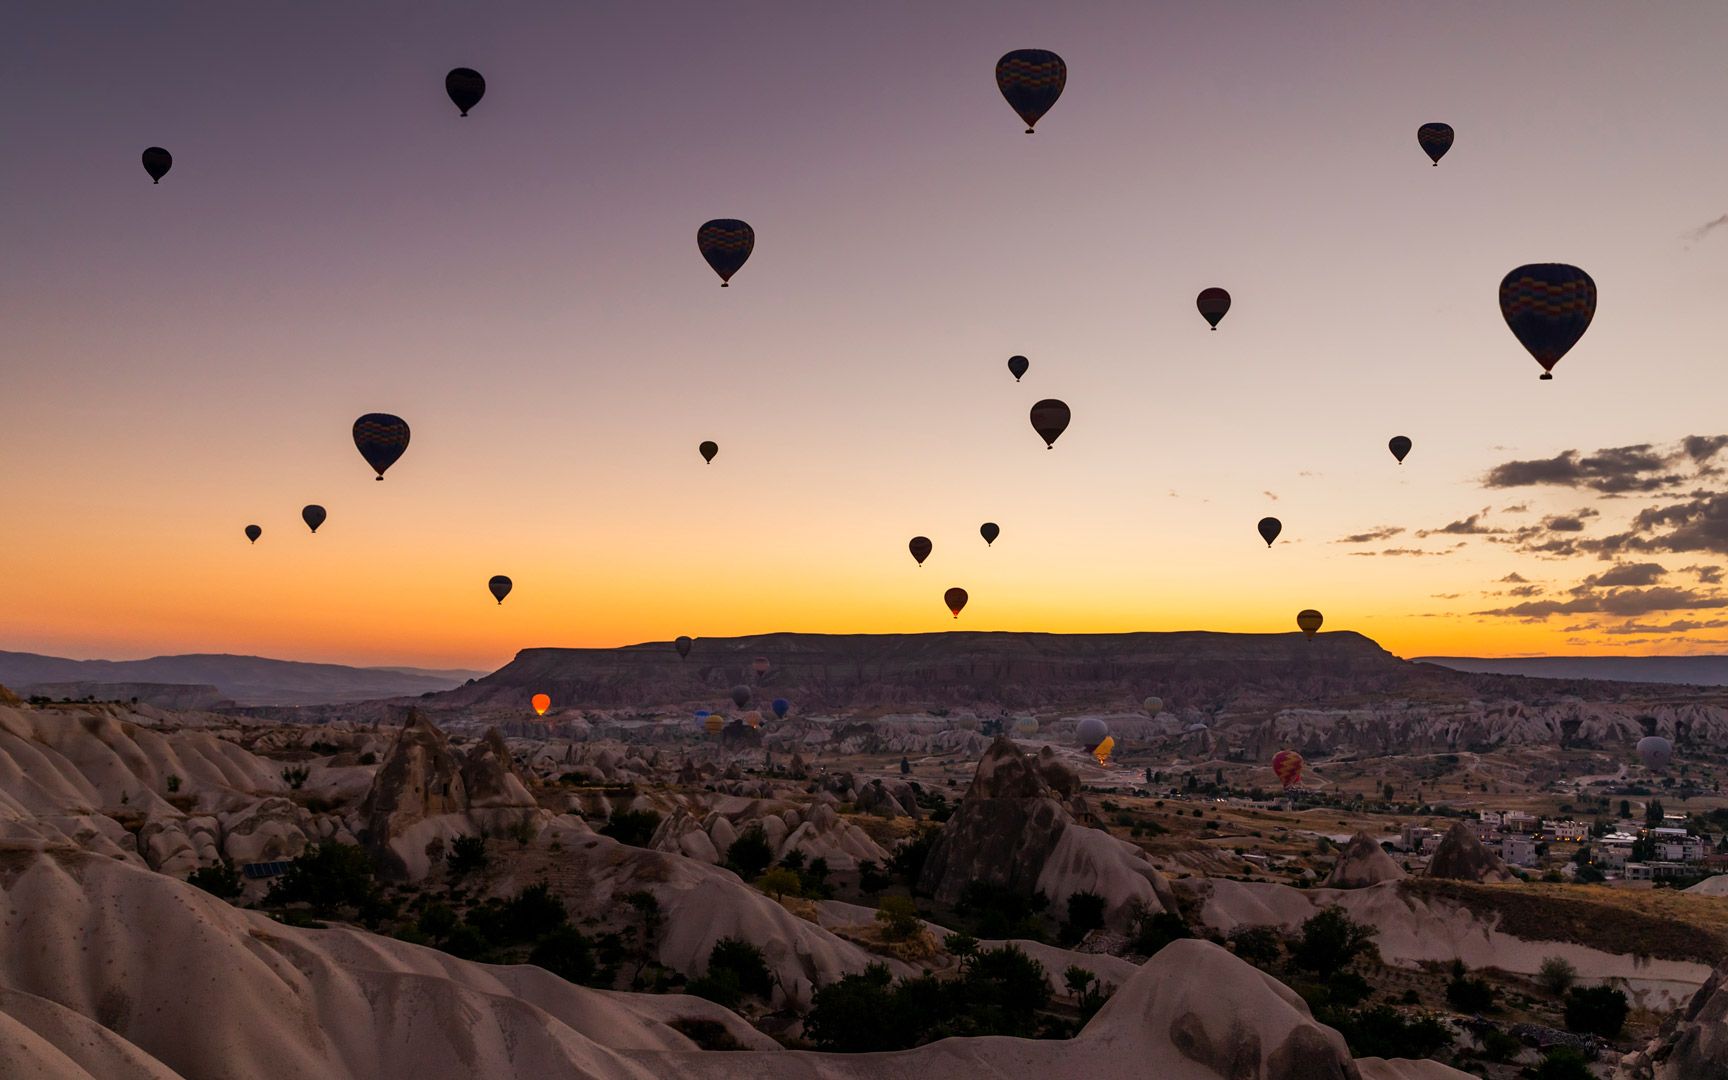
1030 399 1070 448
1388 436 1412 464
446 68 485 116
353 414 410 480
531 693 550 717
704 714 723 735
1012 715 1038 736
699 440 718 464
1092 735 1115 766
1296 609 1323 639
1007 355 1029 382
995 49 1066 133
944 587 968 618
1258 517 1282 547
698 219 754 286
1637 735 1674 770
1142 696 1162 715
675 635 693 659
771 698 789 720
1197 288 1231 330
1499 264 1597 380
909 536 932 566
244 524 261 544
752 656 770 678
488 575 513 604
1417 122 1453 166
980 522 1000 547
1076 717 1108 751
1272 749 1304 789
731 685 751 708
301 505 327 533
142 147 172 184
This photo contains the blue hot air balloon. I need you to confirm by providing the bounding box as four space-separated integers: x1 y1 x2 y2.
771 698 789 720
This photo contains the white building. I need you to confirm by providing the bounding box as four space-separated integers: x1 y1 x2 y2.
1547 820 1589 842
1503 835 1539 867
1504 811 1539 834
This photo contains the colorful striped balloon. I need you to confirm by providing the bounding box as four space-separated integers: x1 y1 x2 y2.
697 219 754 286
995 49 1066 133
1499 264 1596 380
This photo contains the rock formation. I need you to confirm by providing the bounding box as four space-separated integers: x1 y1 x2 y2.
1325 832 1407 889
1618 955 1728 1079
1424 822 1515 883
459 728 534 809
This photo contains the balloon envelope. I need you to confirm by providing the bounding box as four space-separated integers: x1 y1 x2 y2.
301 505 327 533
944 587 968 618
1637 735 1674 770
1417 122 1453 165
697 219 754 285
1272 749 1304 788
743 710 762 729
1197 287 1231 329
731 685 751 708
980 522 1000 546
752 657 770 677
1076 717 1108 751
1258 517 1282 547
1142 696 1162 715
1296 609 1323 638
244 524 261 544
995 49 1066 132
1030 399 1070 448
1092 735 1115 765
488 575 512 604
675 635 693 658
1388 436 1412 464
1012 715 1038 736
771 698 789 719
142 147 172 183
699 440 718 464
704 714 724 735
353 414 410 480
445 68 485 115
1007 355 1029 382
909 536 932 566
531 693 550 717
1499 264 1597 379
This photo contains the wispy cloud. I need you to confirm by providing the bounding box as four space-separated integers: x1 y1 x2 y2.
1336 526 1405 544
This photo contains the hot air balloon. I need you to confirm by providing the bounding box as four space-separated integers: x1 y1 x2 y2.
731 685 751 708
699 440 718 464
1499 264 1597 380
531 693 551 717
1637 735 1674 770
142 147 172 184
1272 749 1304 789
995 49 1066 133
1388 436 1412 464
1076 717 1109 751
1417 122 1453 165
1258 517 1282 547
1030 399 1070 448
1012 715 1038 736
1296 609 1323 639
353 414 410 480
446 68 485 116
488 575 512 604
675 635 693 659
244 524 261 544
1092 735 1115 766
771 698 789 720
1197 288 1231 330
704 714 724 735
752 656 770 678
980 522 1000 547
909 536 932 566
301 505 327 533
1142 696 1162 715
944 587 968 618
743 710 762 729
698 219 754 286
1007 355 1029 382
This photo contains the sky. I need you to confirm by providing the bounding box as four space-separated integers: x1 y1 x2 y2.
7 2 1728 671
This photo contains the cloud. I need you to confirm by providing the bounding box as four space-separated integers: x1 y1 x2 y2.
1263 491 1278 501
1504 584 1544 597
1579 492 1728 558
1475 586 1727 619
1336 526 1405 544
1431 592 1462 600
1683 564 1725 585
1483 437 1728 495
1499 503 1530 514
1687 214 1728 243
1600 618 1728 636
1577 562 1667 588
1499 573 1529 584
1416 510 1501 537
1541 508 1600 532
1349 546 1459 557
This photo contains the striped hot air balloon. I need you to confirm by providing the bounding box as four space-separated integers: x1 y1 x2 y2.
1417 122 1453 165
698 219 754 286
1272 749 1304 789
1296 609 1324 638
995 49 1066 133
353 414 410 480
1196 287 1231 329
1499 264 1597 380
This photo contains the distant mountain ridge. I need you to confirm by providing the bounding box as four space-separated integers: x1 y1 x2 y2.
0 651 486 706
1417 654 1728 686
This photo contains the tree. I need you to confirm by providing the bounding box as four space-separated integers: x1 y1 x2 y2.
530 926 596 984
1292 906 1378 980
943 932 978 959
1062 890 1106 945
1130 905 1192 957
166 774 182 794
891 827 940 888
599 808 662 849
448 834 488 878
1227 925 1284 968
857 859 891 895
491 882 567 944
281 764 310 790
756 867 802 901
1533 1047 1594 1080
707 937 774 999
1446 967 1496 1013
417 903 458 941
186 862 242 900
876 894 922 941
1537 956 1577 997
1564 984 1629 1038
725 825 774 879
1619 799 1632 818
1646 799 1666 827
266 843 377 916
804 964 899 1051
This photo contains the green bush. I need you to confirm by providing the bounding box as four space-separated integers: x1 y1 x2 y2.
1446 973 1496 1013
876 894 922 940
1564 984 1628 1038
1292 906 1378 979
1227 925 1283 968
599 808 663 849
1533 1047 1594 1080
1061 891 1106 945
530 926 596 984
187 862 242 900
266 843 378 916
1537 956 1577 997
448 835 488 878
1130 908 1192 957
707 937 774 999
725 825 774 878
1320 1005 1450 1060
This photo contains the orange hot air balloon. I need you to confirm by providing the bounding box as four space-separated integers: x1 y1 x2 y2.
1272 750 1304 789
1092 735 1115 766
531 693 551 717
1296 609 1324 639
944 587 969 618
743 710 762 729
704 714 724 735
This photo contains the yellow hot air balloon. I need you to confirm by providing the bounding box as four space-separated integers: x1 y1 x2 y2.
704 714 724 735
1092 735 1115 766
1296 609 1324 639
531 693 551 717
